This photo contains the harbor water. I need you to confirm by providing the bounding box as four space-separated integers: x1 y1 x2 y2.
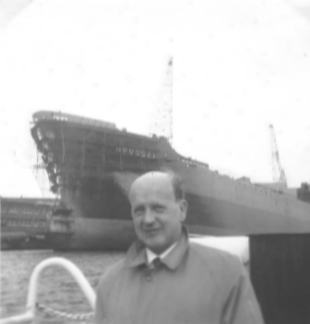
0 250 124 320
0 238 248 321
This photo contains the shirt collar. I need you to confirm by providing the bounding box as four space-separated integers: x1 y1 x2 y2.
146 241 178 265
124 226 189 271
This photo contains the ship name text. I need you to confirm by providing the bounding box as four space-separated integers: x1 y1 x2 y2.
116 147 157 159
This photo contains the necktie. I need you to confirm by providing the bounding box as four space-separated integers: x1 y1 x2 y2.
149 257 161 270
144 257 161 281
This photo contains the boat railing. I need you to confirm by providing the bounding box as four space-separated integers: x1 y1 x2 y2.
0 257 96 324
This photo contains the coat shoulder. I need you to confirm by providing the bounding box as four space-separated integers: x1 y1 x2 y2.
189 241 244 278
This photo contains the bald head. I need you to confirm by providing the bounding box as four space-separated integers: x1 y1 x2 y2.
129 171 184 202
129 172 171 200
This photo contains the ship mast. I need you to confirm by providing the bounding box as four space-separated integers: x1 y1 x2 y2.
269 124 287 191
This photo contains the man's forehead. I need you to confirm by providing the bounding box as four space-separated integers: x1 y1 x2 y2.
129 172 174 199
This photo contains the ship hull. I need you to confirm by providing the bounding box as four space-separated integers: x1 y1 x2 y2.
48 218 134 251
50 172 310 251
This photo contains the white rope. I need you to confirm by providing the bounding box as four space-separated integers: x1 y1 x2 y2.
27 257 95 314
0 257 96 324
36 303 94 321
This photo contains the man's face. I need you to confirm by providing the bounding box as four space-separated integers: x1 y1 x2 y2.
129 173 187 254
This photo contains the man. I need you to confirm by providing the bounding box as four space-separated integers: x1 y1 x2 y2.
95 171 264 324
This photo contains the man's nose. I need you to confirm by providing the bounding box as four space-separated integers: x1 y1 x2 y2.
143 209 155 224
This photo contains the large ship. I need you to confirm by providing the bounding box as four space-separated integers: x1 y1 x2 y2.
30 110 310 251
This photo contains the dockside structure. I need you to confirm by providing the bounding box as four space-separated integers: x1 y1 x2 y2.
0 197 59 250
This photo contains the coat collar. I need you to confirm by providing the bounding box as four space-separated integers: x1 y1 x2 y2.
123 226 189 271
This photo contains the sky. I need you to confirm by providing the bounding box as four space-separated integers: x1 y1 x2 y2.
0 0 310 199
0 0 310 259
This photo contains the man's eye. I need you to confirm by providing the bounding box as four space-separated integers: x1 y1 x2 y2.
154 206 165 213
133 207 144 215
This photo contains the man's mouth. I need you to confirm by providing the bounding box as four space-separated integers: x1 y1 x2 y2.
143 228 160 235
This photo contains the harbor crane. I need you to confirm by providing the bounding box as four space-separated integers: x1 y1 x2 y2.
269 124 287 190
151 57 174 145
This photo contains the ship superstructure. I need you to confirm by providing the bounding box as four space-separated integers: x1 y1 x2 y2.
30 111 310 251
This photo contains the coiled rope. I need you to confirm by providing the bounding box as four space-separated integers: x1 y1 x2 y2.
36 302 94 321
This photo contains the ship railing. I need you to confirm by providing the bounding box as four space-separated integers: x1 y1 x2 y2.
51 215 75 223
33 111 116 130
0 257 96 324
176 156 209 169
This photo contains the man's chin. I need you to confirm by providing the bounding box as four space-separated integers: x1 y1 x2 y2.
144 238 165 254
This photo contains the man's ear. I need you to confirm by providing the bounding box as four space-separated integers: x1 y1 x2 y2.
179 199 188 222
